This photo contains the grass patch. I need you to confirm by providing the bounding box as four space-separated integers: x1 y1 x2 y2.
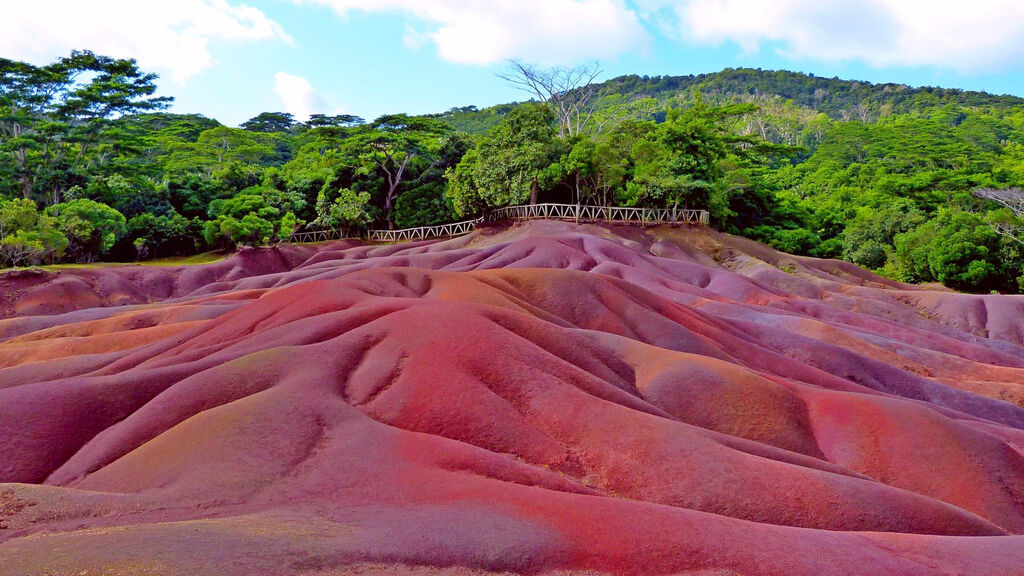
3 252 226 274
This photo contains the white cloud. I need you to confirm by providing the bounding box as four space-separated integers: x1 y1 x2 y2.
641 0 1024 73
274 72 320 121
299 0 650 65
0 0 292 84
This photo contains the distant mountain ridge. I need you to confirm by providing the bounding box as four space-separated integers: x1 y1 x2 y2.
436 67 1024 134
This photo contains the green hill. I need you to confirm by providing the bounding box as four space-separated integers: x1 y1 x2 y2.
435 68 1024 136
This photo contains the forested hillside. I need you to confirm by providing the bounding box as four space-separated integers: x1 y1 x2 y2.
438 68 1024 134
3 53 1024 292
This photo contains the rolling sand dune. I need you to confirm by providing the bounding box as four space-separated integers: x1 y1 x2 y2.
2 221 1024 575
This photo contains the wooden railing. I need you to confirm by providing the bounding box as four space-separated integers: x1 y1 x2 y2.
366 218 484 242
488 203 708 225
291 204 709 244
290 227 353 244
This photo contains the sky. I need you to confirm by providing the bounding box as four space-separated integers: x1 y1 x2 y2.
5 0 1024 126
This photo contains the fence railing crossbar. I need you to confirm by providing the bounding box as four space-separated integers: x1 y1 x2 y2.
291 204 708 244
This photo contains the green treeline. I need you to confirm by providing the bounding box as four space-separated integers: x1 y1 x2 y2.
2 53 1024 293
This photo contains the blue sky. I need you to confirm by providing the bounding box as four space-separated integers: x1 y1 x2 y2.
6 1 1024 126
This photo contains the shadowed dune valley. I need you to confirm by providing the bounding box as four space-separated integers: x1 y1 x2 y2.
3 221 1024 575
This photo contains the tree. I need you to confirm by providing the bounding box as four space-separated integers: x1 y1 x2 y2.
893 208 1004 291
168 126 276 175
557 132 632 207
241 112 296 133
498 60 603 139
86 173 171 218
0 51 170 204
974 187 1024 244
204 212 276 248
446 148 485 216
0 198 67 266
447 103 561 215
279 211 300 240
203 188 302 248
625 99 757 221
279 148 352 221
0 227 67 267
306 114 365 129
769 228 823 256
343 114 449 228
124 211 199 259
0 198 42 240
393 132 469 228
44 198 126 262
314 187 373 229
841 200 926 269
167 172 229 219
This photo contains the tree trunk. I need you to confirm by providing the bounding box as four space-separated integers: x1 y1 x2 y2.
382 156 412 230
15 148 32 199
386 191 396 230
530 179 539 205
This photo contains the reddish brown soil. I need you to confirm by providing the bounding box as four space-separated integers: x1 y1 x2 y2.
2 221 1024 575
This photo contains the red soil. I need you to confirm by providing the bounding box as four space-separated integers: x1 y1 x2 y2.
2 221 1024 575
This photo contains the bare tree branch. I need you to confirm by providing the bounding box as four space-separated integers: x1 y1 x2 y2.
497 60 604 139
974 187 1024 245
976 187 1024 217
993 222 1024 245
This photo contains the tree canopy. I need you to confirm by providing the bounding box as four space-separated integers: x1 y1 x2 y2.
0 50 170 204
3 51 1024 293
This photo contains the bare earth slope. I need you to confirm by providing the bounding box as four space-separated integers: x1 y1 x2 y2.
2 221 1024 575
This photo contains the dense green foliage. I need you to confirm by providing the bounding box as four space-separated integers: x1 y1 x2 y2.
0 198 68 266
439 68 1024 135
448 103 562 212
3 53 1024 292
45 198 127 261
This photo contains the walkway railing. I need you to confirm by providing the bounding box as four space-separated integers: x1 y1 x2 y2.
291 203 709 244
489 203 707 225
290 227 353 244
366 217 484 242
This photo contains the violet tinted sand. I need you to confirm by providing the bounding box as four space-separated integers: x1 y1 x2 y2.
2 221 1024 575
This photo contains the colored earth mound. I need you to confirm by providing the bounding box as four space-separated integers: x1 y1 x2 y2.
2 221 1024 575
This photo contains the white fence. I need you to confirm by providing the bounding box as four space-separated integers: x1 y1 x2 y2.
366 217 484 242
488 203 707 225
290 227 353 244
291 203 709 244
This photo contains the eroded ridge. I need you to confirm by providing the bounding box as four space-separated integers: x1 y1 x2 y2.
2 221 1024 576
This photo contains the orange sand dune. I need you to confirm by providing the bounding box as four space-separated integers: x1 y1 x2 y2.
2 221 1024 575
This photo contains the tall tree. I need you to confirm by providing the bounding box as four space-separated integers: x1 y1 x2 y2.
166 126 276 176
241 112 296 133
975 187 1024 245
498 60 603 139
306 114 365 129
44 198 126 262
343 114 449 228
626 99 758 221
0 51 170 204
0 197 68 266
447 103 561 214
558 136 630 207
